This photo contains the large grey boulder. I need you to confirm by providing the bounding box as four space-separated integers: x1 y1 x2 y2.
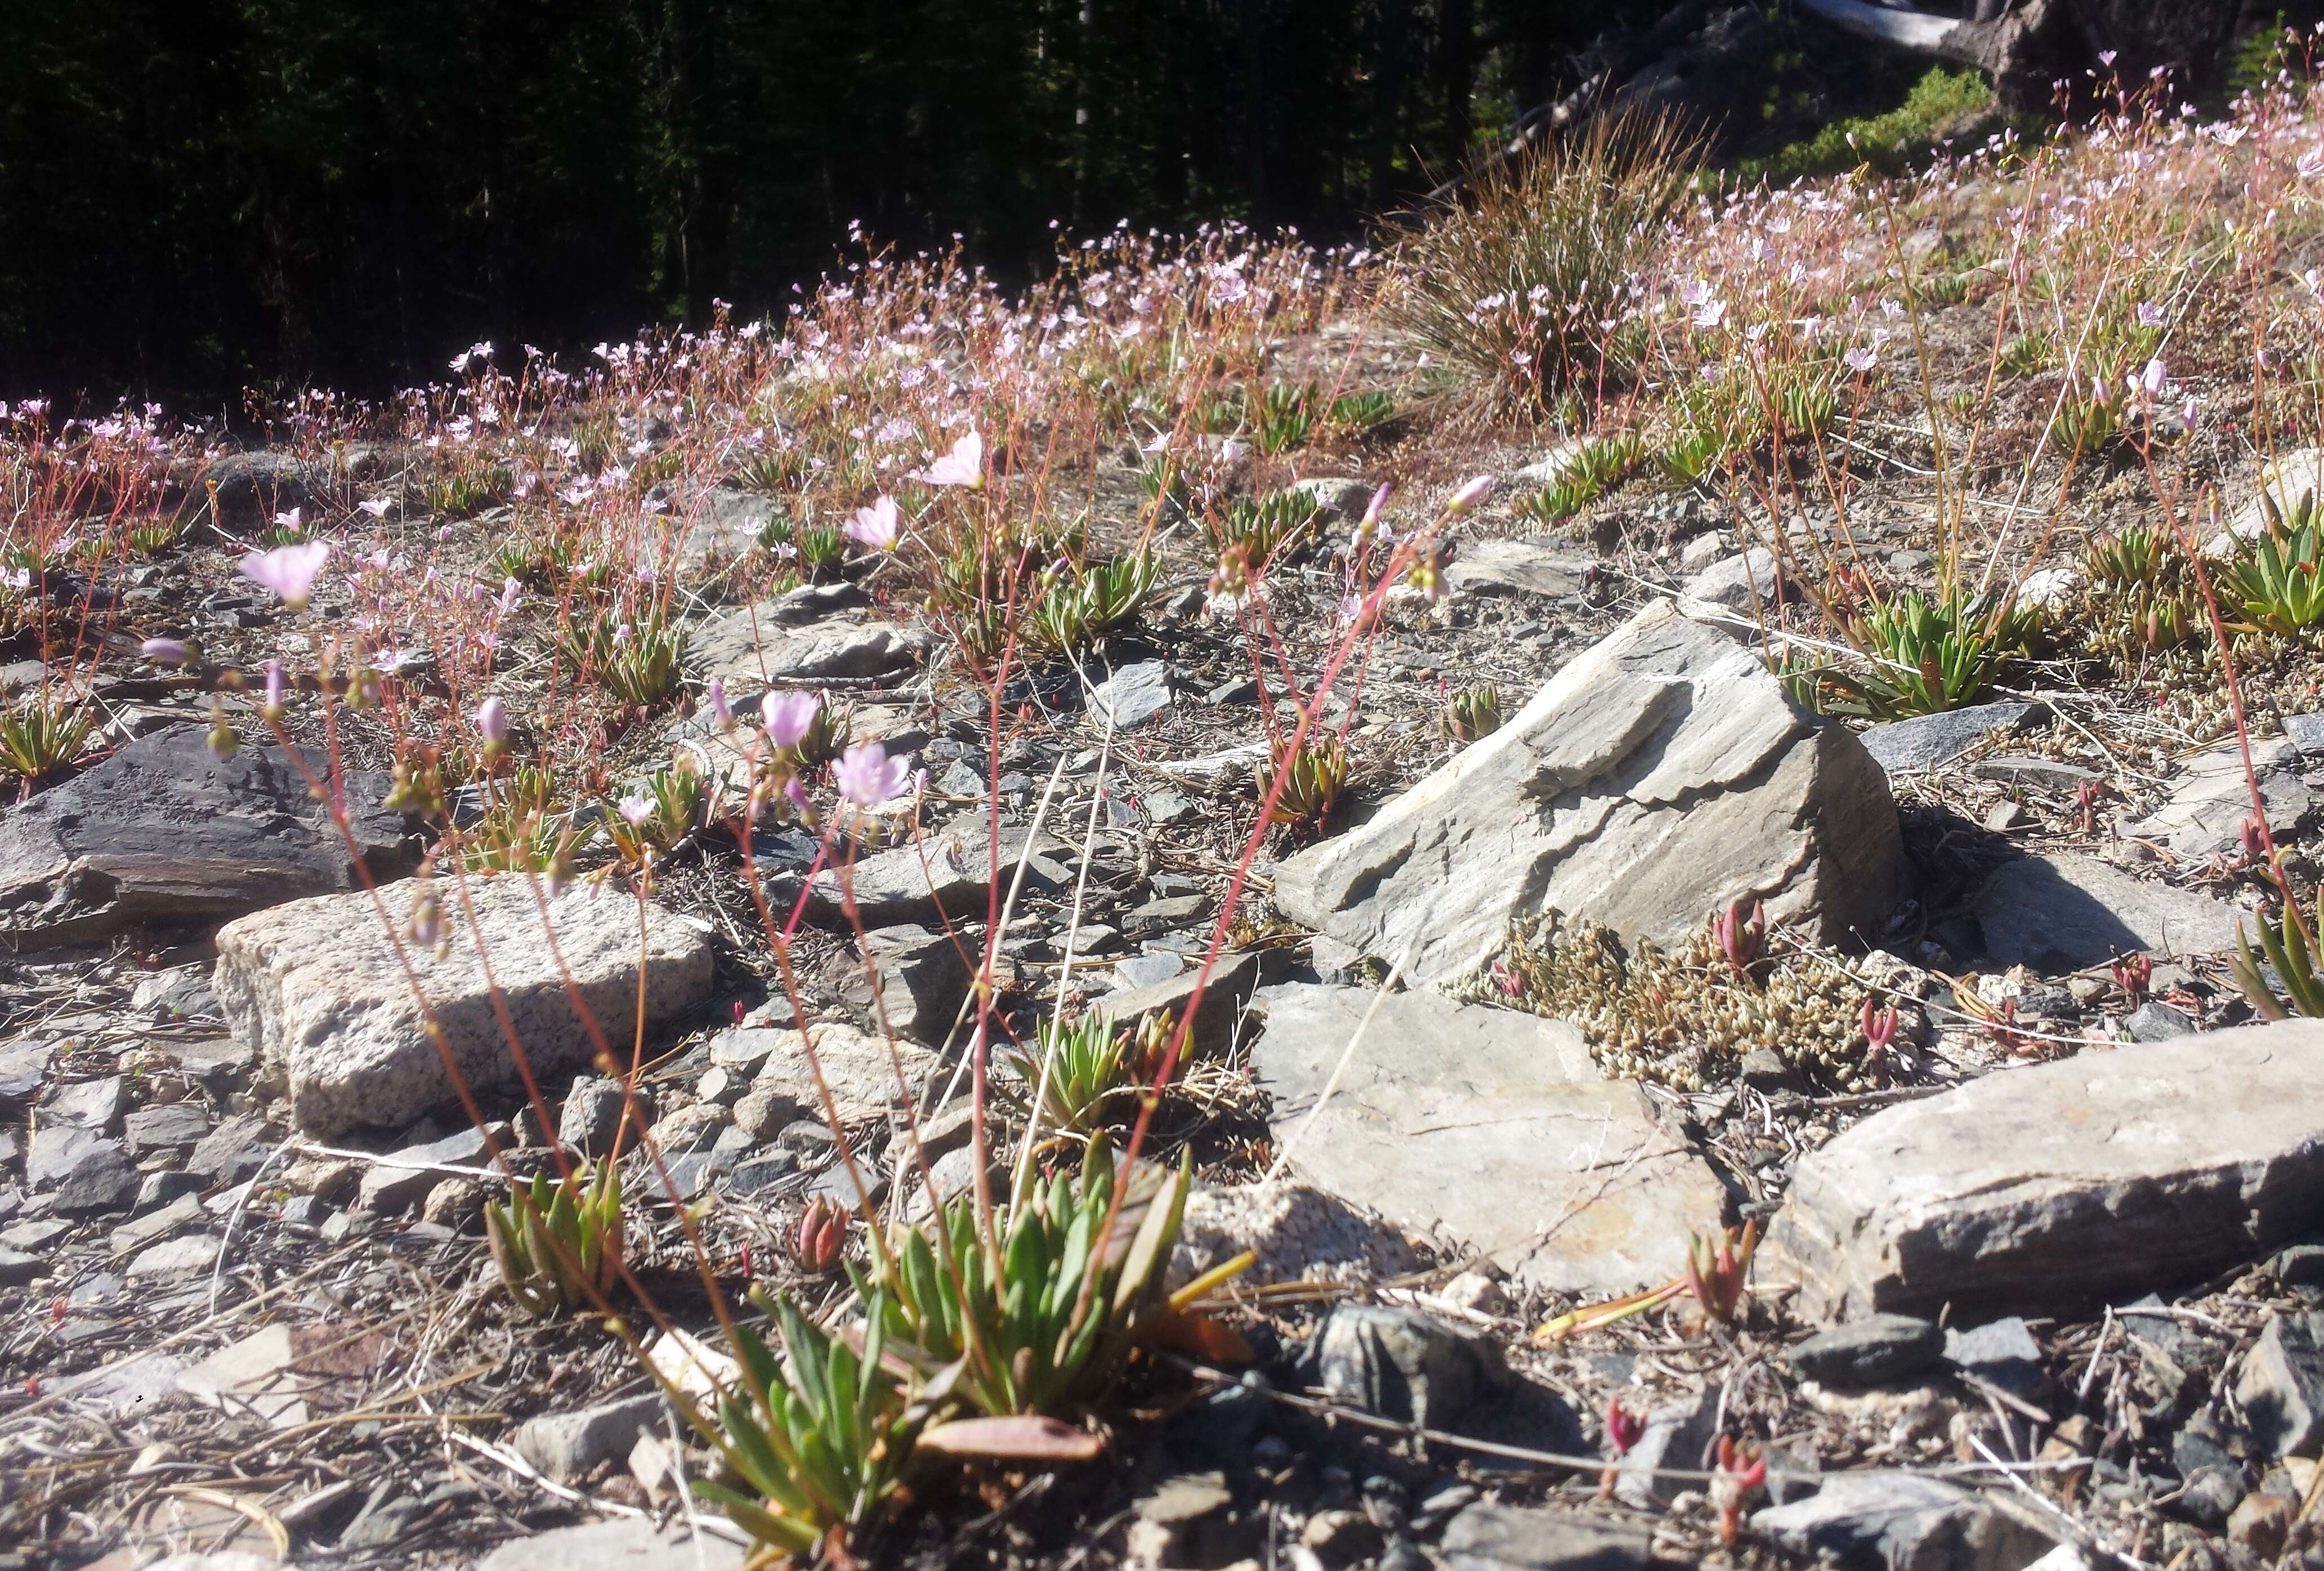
0 728 413 950
214 876 716 1135
1973 852 2245 970
1272 599 1905 985
1766 1021 2324 1321
1249 982 1726 1294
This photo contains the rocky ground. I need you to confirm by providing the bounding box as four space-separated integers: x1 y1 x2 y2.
16 81 2324 1571
8 465 2324 1571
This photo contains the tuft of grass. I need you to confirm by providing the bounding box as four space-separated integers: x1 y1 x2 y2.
0 698 91 786
1395 107 1700 413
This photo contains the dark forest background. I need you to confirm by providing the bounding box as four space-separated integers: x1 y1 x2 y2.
0 0 1683 404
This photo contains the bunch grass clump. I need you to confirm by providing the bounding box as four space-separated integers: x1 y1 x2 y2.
1395 108 1699 414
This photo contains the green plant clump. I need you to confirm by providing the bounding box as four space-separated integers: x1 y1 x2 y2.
1454 912 1890 1092
485 1161 625 1318
1744 66 1995 185
855 1134 1191 1417
1786 590 2034 719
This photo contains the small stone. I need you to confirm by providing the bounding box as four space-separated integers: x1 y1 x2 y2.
1127 893 1208 933
123 1102 212 1154
1768 1022 2324 1319
2237 1311 2324 1458
1442 1270 1510 1317
1849 701 2036 776
422 1177 486 1230
216 877 715 1136
1973 755 2102 790
1300 1509 1384 1564
727 1022 938 1124
2122 737 2309 861
2275 1243 2324 1291
1438 1501 1650 1571
1170 1182 1418 1290
1982 800 2029 833
1445 539 1591 599
279 1194 334 1229
1089 662 1173 731
1788 1314 1947 1389
44 1075 127 1133
111 1190 204 1255
513 1393 666 1484
1739 1048 1798 1091
803 817 1059 926
733 1084 806 1142
1753 1473 2055 1571
729 1151 797 1194
1679 545 1781 612
1945 1317 2045 1399
2228 1491 2296 1559
695 1065 748 1105
2178 1463 2246 1529
1315 1305 1505 1431
650 1103 731 1156
127 1233 220 1284
357 1124 506 1214
1973 852 2243 972
0 1245 41 1285
1273 599 1903 982
0 727 414 951
28 1126 137 1214
2124 1000 2194 1041
1143 790 1196 826
475 1517 744 1571
136 1170 207 1212
1112 952 1185 990
1615 1390 1719 1507
186 1113 274 1183
1679 531 1730 571
560 1076 646 1157
861 924 969 1044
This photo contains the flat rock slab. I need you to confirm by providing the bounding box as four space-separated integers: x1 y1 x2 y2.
689 605 924 691
1766 1019 2324 1321
1088 661 1173 730
477 1518 744 1571
214 877 716 1135
1681 546 1781 613
806 817 1058 925
1444 539 1591 598
1250 983 1725 1295
0 727 412 950
2122 737 2310 860
1860 702 2038 776
1974 852 2244 970
1273 599 1905 984
1753 1474 2055 1571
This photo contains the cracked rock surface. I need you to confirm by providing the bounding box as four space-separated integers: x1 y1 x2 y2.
1271 598 1906 986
